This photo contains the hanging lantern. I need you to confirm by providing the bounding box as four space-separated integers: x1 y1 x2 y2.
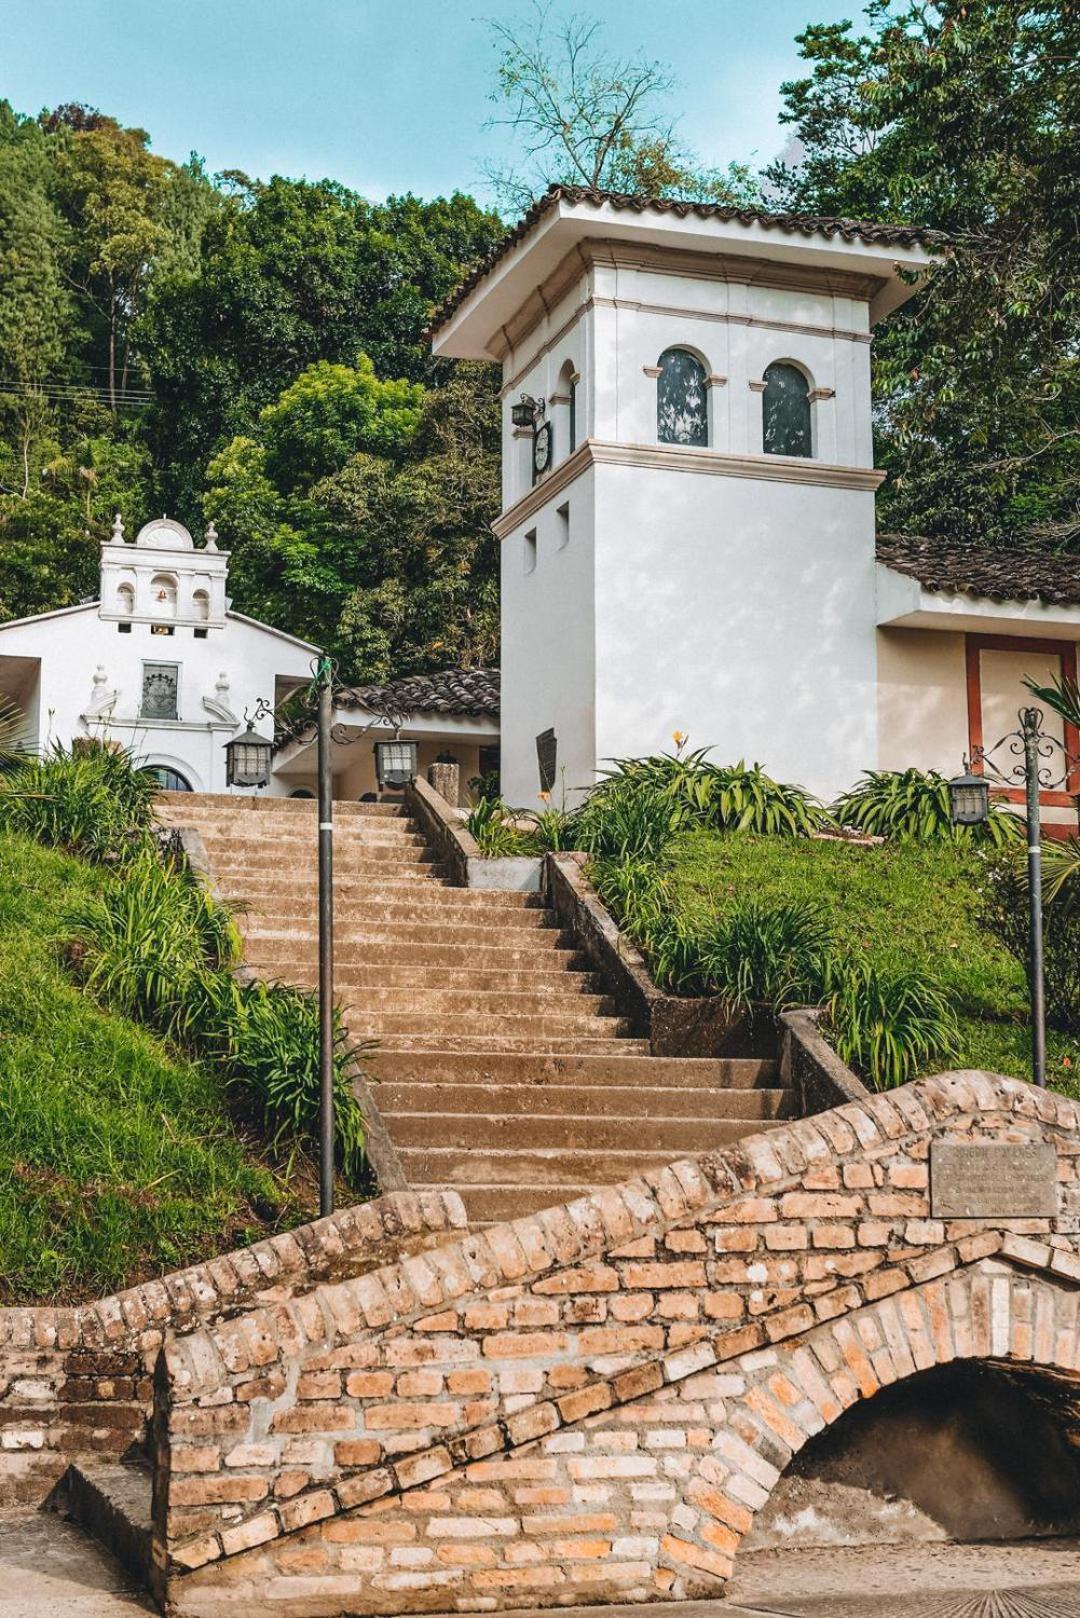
224 723 272 788
948 768 990 826
374 738 418 789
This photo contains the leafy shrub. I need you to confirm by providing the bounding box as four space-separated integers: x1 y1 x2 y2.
826 960 960 1089
981 850 1080 1031
834 768 1023 846
0 743 158 863
521 802 578 852
592 750 829 836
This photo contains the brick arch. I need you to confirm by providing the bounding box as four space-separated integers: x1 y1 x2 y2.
665 1260 1080 1595
162 1072 1080 1616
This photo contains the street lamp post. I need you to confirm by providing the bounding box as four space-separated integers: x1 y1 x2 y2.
949 704 1073 1090
238 658 409 1216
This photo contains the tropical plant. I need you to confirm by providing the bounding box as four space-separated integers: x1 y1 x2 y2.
66 849 241 1043
223 979 367 1182
0 742 158 862
465 795 529 856
826 960 960 1091
685 898 835 1008
589 751 829 837
834 767 1023 846
981 850 1080 1032
521 800 578 852
574 778 688 862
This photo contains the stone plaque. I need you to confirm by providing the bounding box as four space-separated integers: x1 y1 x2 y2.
930 1140 1057 1219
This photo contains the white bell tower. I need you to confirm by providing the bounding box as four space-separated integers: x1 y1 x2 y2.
432 189 937 804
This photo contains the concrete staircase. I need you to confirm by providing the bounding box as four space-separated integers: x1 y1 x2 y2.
157 793 792 1223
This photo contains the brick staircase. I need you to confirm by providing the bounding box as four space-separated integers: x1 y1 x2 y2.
157 792 791 1223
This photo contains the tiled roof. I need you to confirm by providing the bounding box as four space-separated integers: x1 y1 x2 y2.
341 667 500 721
428 184 946 338
877 534 1080 608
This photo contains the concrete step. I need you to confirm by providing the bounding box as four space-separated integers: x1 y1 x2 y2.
242 921 567 951
207 840 435 865
398 1134 779 1187
241 931 577 961
377 1081 791 1120
450 1184 607 1223
58 1459 153 1592
198 820 426 842
158 791 407 818
345 1009 634 1039
371 1034 650 1054
243 902 554 930
384 1109 783 1152
367 1050 780 1088
256 963 602 993
226 880 539 909
341 987 615 1017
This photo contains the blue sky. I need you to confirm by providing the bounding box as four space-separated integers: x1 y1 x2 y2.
0 0 856 208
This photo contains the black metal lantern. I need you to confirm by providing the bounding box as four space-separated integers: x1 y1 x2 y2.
224 722 273 788
374 738 418 789
511 393 543 428
948 768 991 826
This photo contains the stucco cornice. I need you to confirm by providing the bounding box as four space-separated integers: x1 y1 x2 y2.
493 439 884 537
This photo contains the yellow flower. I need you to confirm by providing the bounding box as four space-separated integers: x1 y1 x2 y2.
672 730 688 751
538 790 551 802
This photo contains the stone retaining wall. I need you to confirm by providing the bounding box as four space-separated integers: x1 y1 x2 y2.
159 1073 1080 1616
0 1190 465 1504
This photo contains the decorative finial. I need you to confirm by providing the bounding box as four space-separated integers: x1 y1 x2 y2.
216 672 230 697
111 512 124 544
204 520 219 551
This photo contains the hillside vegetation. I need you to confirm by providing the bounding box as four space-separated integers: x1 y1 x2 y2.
0 829 302 1302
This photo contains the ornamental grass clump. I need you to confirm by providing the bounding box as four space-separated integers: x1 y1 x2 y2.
590 750 829 838
0 743 158 864
833 767 1023 846
826 960 960 1090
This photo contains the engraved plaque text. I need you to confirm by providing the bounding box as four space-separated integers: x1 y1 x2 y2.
930 1141 1057 1219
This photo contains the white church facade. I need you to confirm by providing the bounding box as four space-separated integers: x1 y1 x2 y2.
0 514 500 802
431 187 1080 823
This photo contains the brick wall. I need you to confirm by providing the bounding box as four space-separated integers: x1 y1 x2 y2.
161 1072 1080 1616
0 1190 465 1504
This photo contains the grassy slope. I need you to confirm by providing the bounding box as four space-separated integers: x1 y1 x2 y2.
0 830 302 1303
668 830 1080 1092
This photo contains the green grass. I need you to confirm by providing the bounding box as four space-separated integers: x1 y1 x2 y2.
667 830 1080 1093
0 830 309 1303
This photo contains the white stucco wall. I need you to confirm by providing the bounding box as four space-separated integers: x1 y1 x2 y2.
500 465 597 806
0 605 316 795
591 462 878 803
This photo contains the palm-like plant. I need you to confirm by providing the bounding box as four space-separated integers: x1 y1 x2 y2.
834 767 1023 846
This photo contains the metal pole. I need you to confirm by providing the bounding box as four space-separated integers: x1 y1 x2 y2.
317 664 335 1214
1022 708 1046 1089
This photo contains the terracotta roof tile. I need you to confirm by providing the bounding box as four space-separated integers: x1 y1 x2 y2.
427 184 946 338
877 534 1080 608
341 667 500 721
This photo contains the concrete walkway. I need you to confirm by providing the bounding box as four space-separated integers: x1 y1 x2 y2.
726 1539 1080 1614
5 1513 1080 1618
0 1509 153 1616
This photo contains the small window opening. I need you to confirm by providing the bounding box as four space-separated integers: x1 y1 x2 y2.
556 502 570 551
523 529 537 575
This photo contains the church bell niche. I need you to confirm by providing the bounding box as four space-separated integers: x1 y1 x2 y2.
98 514 230 631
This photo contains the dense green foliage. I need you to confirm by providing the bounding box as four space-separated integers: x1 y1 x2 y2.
834 767 1023 846
0 828 295 1301
0 101 502 673
770 1 1078 545
981 850 1080 1033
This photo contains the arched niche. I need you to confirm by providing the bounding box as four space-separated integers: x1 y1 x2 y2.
150 572 178 617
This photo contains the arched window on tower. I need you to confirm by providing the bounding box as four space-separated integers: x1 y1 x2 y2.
657 349 708 447
762 363 812 458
